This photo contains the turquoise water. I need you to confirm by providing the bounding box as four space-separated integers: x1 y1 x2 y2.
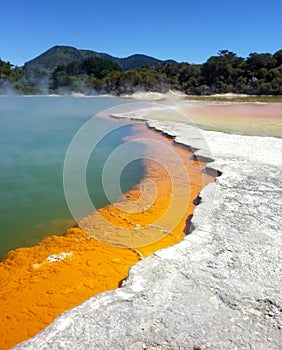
0 96 146 258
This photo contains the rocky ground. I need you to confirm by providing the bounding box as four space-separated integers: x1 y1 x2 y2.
15 120 282 350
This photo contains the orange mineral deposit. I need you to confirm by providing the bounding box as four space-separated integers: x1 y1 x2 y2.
0 122 213 349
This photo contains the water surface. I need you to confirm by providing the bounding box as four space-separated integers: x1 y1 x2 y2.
0 96 146 258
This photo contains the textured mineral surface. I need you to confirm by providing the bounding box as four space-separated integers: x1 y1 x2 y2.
0 122 209 349
15 120 282 350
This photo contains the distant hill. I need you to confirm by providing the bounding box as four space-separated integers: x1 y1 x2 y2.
24 46 113 72
4 46 279 95
118 54 174 71
24 45 174 71
23 45 175 88
23 46 110 88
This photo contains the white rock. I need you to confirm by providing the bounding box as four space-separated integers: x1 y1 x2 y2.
15 120 282 350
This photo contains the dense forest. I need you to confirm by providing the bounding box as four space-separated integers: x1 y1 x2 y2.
1 49 282 95
0 59 33 93
50 57 122 92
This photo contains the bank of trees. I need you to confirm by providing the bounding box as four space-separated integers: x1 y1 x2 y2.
1 49 282 95
50 57 122 92
199 50 282 95
0 59 34 93
49 49 282 95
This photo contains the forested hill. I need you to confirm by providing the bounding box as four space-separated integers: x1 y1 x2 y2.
24 45 173 72
0 46 281 95
22 46 173 85
4 45 173 93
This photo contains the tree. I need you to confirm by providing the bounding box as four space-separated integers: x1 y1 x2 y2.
201 54 233 92
246 52 276 71
273 49 282 66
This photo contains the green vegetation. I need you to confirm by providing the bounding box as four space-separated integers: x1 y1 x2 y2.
50 57 122 92
119 50 282 96
49 49 282 96
0 59 34 94
1 46 282 96
117 54 172 71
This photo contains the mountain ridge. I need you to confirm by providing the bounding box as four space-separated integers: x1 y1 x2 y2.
24 45 175 72
1 46 281 95
22 45 176 89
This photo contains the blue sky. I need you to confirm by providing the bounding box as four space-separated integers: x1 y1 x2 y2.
2 0 281 66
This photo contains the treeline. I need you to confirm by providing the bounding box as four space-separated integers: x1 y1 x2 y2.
1 49 282 95
0 59 34 94
49 49 282 95
50 57 122 92
198 50 282 95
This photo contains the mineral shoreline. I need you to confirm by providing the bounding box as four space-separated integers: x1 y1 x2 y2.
0 120 209 349
15 115 282 349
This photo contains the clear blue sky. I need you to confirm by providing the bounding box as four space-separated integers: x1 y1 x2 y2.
2 0 281 66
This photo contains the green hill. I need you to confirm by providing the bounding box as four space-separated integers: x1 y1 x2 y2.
23 45 116 72
24 45 173 71
23 46 109 88
23 45 174 89
118 54 171 71
3 46 281 95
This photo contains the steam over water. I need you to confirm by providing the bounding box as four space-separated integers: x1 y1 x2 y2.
0 96 146 258
1 96 281 259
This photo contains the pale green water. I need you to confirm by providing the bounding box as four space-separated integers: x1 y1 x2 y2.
0 96 146 258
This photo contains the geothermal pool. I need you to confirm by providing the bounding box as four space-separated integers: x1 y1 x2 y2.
0 95 281 349
0 96 147 257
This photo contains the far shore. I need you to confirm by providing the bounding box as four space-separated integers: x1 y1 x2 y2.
110 93 282 138
1 90 282 104
1 92 281 138
121 90 282 103
6 91 281 137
